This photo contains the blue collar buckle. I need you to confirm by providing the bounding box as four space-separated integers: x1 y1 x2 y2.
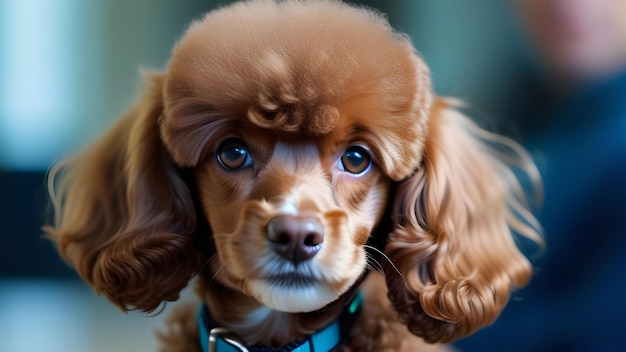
208 328 249 352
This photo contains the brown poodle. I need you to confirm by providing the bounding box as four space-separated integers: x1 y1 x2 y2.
46 1 542 350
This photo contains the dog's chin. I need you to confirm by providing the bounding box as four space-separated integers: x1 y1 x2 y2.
249 279 340 313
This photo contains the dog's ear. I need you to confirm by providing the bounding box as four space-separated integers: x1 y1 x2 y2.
384 98 542 343
45 73 200 312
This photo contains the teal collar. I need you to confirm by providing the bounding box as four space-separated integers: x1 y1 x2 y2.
197 293 363 352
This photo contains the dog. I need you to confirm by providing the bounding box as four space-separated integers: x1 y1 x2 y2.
46 0 542 350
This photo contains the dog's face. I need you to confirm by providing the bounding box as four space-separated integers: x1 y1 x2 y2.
160 1 431 312
194 127 390 312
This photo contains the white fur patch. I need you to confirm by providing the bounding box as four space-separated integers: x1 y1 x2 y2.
249 279 338 313
277 202 298 215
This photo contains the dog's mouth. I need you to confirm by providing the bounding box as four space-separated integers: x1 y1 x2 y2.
267 273 317 288
250 274 336 313
247 254 364 312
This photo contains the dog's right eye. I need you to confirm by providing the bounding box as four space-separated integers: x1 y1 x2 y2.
338 146 372 175
216 139 253 170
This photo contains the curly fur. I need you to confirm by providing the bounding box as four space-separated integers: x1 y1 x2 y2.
46 77 201 312
45 0 541 350
384 99 542 343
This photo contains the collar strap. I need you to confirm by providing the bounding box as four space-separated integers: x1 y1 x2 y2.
198 293 363 352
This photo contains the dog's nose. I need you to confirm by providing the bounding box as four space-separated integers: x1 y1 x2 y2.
267 215 324 264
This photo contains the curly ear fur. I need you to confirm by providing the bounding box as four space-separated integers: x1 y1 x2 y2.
384 98 542 343
45 74 200 312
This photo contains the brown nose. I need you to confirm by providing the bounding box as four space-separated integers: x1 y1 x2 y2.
267 215 324 264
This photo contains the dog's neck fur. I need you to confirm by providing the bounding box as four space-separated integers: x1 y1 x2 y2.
198 274 360 348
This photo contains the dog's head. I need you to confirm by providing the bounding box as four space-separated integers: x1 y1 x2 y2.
47 0 540 343
160 0 430 314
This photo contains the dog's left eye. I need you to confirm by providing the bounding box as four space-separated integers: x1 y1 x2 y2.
216 139 253 170
338 146 372 175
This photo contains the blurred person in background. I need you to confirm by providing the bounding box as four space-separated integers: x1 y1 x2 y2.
456 0 626 351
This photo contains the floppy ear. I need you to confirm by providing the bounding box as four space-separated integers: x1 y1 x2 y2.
384 98 542 343
45 74 200 312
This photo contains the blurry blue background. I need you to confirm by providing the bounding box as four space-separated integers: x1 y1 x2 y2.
2 0 624 351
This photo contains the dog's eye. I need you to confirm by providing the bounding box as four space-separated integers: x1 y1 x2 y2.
338 146 371 175
216 139 253 170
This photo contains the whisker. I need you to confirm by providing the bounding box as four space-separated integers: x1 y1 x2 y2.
194 247 232 290
193 232 231 276
195 235 216 252
365 252 384 274
209 258 231 287
364 245 405 280
195 249 222 276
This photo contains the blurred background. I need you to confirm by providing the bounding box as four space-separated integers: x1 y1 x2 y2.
1 0 625 351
